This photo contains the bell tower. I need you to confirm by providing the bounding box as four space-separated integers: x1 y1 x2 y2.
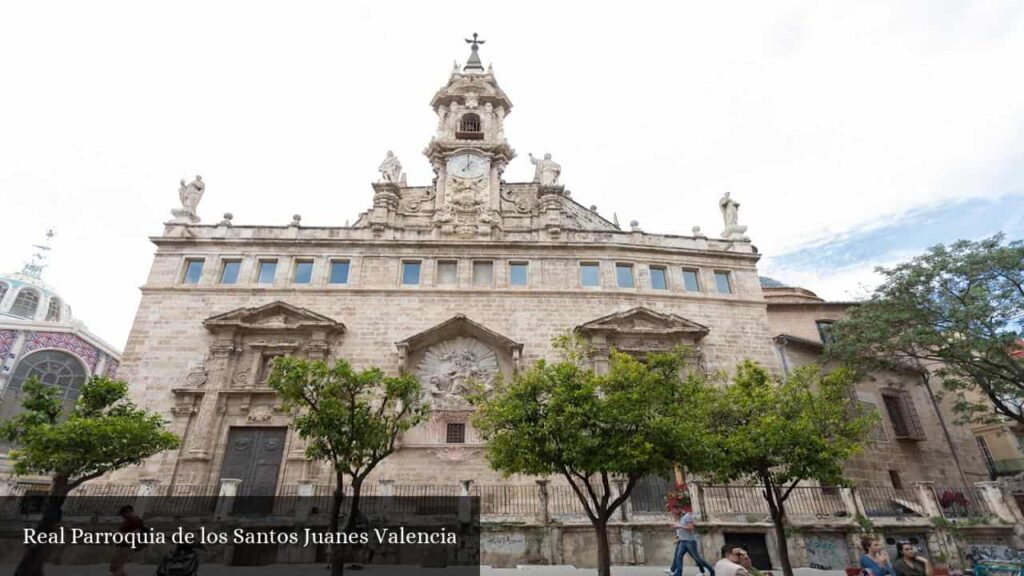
424 34 515 236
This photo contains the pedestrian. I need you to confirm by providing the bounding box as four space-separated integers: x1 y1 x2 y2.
736 545 768 576
893 541 933 576
666 509 715 576
859 536 896 576
110 505 145 576
714 544 751 576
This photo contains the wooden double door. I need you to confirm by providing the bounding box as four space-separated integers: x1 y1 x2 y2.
219 427 287 513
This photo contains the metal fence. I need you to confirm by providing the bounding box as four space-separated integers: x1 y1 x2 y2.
784 486 848 518
933 485 990 519
857 485 925 517
3 481 1002 523
473 484 540 515
547 485 589 515
702 485 770 516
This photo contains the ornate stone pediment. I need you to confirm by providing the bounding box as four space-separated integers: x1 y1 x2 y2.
203 301 345 334
396 314 522 369
396 315 522 411
576 307 709 339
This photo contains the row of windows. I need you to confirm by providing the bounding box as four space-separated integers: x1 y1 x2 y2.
0 282 63 321
184 258 351 286
181 257 736 294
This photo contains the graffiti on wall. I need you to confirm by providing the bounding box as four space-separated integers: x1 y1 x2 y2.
806 534 848 571
967 544 1024 563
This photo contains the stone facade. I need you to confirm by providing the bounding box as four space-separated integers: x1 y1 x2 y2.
109 46 986 509
764 284 989 487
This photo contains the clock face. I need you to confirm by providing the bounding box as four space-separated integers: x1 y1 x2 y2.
447 153 488 179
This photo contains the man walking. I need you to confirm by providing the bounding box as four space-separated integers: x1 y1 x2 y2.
667 509 715 576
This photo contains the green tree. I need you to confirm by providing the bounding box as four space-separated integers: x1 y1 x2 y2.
473 341 715 576
827 234 1024 424
705 362 874 576
0 376 179 576
266 357 426 576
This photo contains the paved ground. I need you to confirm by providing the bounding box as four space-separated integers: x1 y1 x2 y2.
0 564 849 576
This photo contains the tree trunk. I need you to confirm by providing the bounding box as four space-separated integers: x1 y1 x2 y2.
329 470 345 576
762 476 794 576
15 475 71 576
594 518 612 576
342 478 364 569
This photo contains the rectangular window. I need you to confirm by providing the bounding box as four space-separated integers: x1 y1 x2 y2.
220 260 241 285
257 260 278 284
437 261 458 285
682 269 701 292
402 261 421 285
714 271 733 294
859 400 888 442
580 263 600 287
293 260 313 284
616 263 634 288
329 260 350 284
473 261 494 287
509 262 529 286
889 470 902 490
446 422 466 444
649 266 667 290
817 321 836 344
881 389 926 440
183 259 204 284
977 437 996 475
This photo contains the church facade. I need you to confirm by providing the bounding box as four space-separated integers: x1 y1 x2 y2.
112 41 987 502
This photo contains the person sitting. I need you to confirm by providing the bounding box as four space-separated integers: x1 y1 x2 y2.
714 544 751 576
860 536 896 576
893 541 933 576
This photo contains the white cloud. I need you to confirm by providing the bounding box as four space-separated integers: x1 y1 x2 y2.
1 0 1022 347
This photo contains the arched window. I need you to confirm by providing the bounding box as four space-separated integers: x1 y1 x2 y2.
0 350 89 436
10 289 40 319
459 113 481 132
0 282 8 306
46 297 62 322
457 113 483 139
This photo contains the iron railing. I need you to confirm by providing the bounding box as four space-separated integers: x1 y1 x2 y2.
857 486 924 517
934 485 990 519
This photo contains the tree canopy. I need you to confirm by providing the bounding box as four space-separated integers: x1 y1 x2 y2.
266 357 426 576
828 234 1024 424
704 362 875 576
473 341 715 576
1 375 179 576
0 376 179 490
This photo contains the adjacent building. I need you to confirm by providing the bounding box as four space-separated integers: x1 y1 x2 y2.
0 233 121 471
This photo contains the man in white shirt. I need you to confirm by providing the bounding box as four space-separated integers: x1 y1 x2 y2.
714 544 751 576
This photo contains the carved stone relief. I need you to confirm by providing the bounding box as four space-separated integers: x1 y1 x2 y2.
247 405 274 422
428 447 480 462
415 337 498 410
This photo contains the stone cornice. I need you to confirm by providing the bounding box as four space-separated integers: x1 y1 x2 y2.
150 236 761 263
138 286 769 306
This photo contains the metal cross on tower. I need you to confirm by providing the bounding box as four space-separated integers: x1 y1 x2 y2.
463 33 486 72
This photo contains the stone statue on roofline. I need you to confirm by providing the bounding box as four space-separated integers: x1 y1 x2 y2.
171 175 205 224
378 150 403 184
529 152 561 186
719 191 749 241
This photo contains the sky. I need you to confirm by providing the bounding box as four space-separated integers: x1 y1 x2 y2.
1 1 1022 350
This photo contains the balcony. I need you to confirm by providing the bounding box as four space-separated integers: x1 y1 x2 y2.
993 458 1024 475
